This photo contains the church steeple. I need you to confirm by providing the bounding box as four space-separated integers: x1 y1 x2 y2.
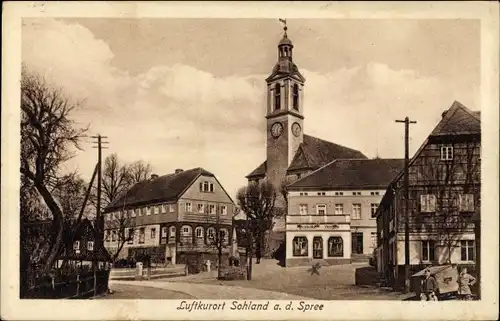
264 20 305 191
266 20 305 84
278 23 293 61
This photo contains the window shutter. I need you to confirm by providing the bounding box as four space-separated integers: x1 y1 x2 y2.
420 194 428 212
199 182 203 191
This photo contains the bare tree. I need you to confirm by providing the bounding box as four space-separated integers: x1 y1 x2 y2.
98 154 131 211
20 68 88 274
205 208 230 279
128 160 152 184
106 208 134 263
52 172 90 222
411 135 480 264
236 180 281 279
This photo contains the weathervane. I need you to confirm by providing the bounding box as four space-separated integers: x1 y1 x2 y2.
279 18 288 36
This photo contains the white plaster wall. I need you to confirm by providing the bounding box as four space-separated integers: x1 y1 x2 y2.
396 233 476 265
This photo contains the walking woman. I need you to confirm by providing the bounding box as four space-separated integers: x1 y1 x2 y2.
457 267 476 300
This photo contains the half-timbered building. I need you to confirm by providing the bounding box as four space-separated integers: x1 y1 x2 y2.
374 101 481 289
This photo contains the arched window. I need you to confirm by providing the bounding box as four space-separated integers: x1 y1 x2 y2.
181 225 192 237
292 83 299 110
195 226 204 238
220 228 229 244
274 84 281 110
168 226 176 243
293 236 308 257
207 227 216 241
328 237 343 257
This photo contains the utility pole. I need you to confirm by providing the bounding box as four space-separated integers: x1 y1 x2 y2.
395 117 416 293
91 134 109 296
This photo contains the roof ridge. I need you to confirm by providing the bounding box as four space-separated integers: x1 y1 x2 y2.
288 159 338 187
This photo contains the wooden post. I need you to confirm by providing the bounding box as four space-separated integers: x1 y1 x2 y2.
76 274 80 297
395 117 417 293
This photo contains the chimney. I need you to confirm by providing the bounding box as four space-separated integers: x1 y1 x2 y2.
442 110 449 118
151 174 159 180
175 169 183 174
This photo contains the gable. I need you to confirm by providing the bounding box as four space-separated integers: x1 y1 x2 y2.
387 100 481 186
431 101 481 136
180 174 234 204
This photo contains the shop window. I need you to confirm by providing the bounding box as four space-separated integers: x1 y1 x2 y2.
328 237 343 257
293 236 308 257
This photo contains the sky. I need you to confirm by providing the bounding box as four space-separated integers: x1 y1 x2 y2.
21 18 481 200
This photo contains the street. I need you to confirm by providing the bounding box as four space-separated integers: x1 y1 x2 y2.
101 260 412 300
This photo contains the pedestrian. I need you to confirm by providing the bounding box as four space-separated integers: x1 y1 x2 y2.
457 267 476 300
420 268 439 301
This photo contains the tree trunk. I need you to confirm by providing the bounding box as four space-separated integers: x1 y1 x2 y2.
247 234 253 280
218 246 222 279
35 181 65 275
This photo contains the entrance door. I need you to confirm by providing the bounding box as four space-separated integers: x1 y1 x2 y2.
313 237 323 259
352 232 364 254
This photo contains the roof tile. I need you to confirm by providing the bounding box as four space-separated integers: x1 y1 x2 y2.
288 158 404 190
105 168 214 212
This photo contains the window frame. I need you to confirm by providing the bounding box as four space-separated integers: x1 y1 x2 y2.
440 145 454 160
138 228 145 244
292 236 308 257
460 240 475 261
299 204 308 215
127 228 134 244
185 202 192 213
207 227 216 240
316 204 327 215
422 240 435 262
328 236 343 257
195 226 204 238
352 203 362 220
274 84 281 110
334 203 344 215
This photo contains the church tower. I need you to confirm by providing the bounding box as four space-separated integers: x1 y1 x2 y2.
265 23 306 190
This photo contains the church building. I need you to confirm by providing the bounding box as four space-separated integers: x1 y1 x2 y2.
245 24 368 252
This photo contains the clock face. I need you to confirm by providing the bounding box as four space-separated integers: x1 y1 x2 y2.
292 122 302 137
271 122 283 138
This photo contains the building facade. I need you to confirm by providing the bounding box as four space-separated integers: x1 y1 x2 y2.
103 168 235 264
285 159 404 266
375 101 481 289
245 25 367 252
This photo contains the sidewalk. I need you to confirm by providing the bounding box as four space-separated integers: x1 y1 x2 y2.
109 280 312 300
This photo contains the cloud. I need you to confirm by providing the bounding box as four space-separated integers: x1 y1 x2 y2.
22 19 479 200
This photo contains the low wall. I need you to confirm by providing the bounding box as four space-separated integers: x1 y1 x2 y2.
109 265 187 281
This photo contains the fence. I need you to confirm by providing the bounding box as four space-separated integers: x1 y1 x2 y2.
22 270 110 299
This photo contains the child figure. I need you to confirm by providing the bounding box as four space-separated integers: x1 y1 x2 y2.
457 267 476 300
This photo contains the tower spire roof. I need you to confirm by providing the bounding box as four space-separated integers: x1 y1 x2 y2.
278 18 293 46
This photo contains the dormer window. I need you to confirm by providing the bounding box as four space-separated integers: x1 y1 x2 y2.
274 84 281 110
292 83 299 110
